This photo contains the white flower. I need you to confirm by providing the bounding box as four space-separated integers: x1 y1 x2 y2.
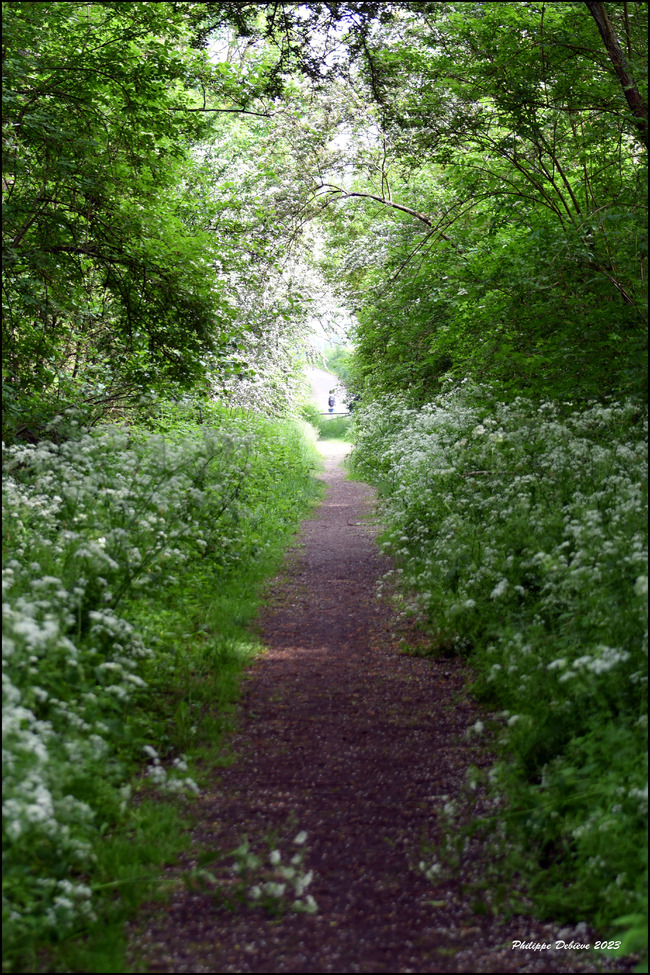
490 579 509 599
263 882 286 898
572 655 592 669
147 764 167 784
293 830 308 845
297 869 313 892
547 658 567 670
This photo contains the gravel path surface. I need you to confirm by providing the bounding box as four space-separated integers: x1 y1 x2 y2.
306 367 348 415
130 444 634 973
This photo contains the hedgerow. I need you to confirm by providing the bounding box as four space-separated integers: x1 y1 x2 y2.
2 404 320 970
350 385 647 931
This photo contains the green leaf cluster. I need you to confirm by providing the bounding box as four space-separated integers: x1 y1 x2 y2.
315 1 648 403
3 2 317 438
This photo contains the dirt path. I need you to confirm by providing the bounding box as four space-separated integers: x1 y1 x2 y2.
306 367 348 415
132 446 631 974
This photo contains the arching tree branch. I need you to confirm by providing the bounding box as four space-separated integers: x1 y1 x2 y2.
314 182 470 254
317 183 435 229
584 1 648 146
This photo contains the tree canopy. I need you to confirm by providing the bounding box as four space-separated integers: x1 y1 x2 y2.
309 1 648 400
2 1 647 439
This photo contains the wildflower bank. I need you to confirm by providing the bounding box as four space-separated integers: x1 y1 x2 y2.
2 405 320 969
350 387 647 929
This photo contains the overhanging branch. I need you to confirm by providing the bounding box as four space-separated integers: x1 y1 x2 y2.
584 1 648 147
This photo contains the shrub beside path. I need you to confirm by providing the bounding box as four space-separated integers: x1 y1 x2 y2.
131 443 633 974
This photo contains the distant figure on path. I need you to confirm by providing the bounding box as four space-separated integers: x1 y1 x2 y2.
328 390 336 413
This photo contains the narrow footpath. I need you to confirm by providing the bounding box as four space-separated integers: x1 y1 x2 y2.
132 445 631 974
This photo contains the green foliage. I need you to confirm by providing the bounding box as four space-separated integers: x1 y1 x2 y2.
3 4 224 420
314 2 648 404
351 387 647 932
2 1 648 961
1 3 318 439
2 404 321 971
322 344 354 386
195 831 318 917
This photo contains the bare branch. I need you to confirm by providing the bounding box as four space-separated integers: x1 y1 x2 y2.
166 106 274 117
317 183 434 228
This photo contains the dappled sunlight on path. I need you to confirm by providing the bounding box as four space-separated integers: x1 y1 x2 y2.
315 438 352 461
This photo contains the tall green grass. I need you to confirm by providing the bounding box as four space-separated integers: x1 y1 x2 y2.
301 403 352 441
2 400 322 972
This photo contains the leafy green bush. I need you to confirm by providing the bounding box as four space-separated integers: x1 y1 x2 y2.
2 405 320 969
350 386 648 930
322 345 354 387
